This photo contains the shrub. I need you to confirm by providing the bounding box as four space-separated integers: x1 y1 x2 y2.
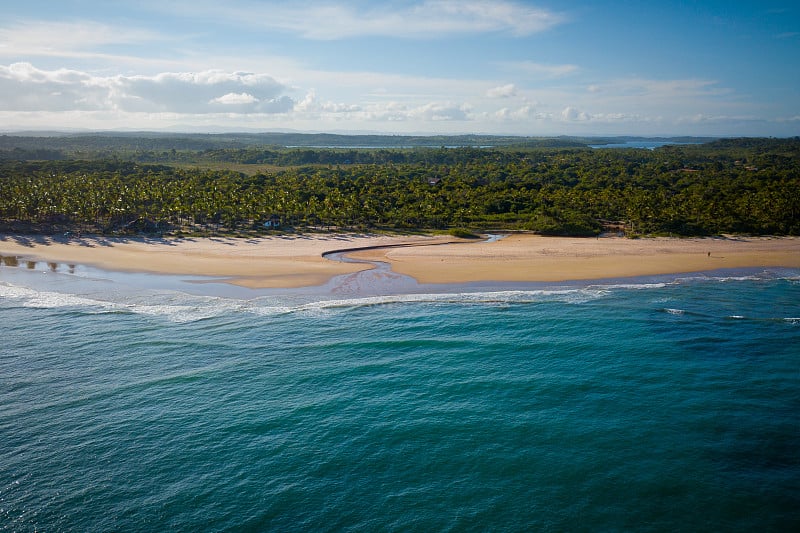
448 228 480 239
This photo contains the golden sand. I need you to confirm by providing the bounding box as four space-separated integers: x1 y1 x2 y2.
350 234 800 283
1 233 798 288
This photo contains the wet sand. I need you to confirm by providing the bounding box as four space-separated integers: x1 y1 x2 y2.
1 233 798 288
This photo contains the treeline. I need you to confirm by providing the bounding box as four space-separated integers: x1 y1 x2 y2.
137 146 584 166
0 139 798 236
0 132 713 166
0 132 596 160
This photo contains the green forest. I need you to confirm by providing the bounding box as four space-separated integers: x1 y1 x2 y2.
0 136 798 237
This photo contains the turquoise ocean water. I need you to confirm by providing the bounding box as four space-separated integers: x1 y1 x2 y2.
1 255 799 531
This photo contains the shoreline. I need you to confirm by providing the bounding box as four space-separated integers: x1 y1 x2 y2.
1 233 799 289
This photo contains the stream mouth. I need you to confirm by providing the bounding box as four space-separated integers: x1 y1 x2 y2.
322 249 417 296
320 234 507 296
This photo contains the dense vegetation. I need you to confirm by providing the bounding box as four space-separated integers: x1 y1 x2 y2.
0 136 797 237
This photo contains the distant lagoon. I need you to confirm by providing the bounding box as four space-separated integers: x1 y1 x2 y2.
589 140 705 150
289 141 707 150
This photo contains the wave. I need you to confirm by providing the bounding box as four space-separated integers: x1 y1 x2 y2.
0 280 646 322
589 282 667 290
3 270 796 323
245 289 614 319
723 315 800 324
0 282 248 323
0 283 121 312
656 302 799 323
672 268 800 285
657 307 720 320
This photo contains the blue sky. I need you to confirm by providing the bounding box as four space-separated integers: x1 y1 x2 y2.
1 0 798 136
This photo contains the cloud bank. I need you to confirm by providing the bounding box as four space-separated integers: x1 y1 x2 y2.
0 64 293 114
1 62 791 136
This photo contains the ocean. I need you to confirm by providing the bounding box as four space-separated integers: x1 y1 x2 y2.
1 258 799 531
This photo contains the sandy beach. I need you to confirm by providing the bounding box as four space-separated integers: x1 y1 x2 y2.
1 233 798 288
350 234 800 284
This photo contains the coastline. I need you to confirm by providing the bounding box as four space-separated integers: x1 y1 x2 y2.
1 233 799 289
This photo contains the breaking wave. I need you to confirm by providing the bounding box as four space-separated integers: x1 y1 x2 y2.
0 280 667 323
2 265 798 323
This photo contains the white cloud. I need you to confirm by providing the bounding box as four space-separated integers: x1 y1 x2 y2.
0 63 293 114
116 70 291 113
294 93 472 123
295 89 362 114
591 77 729 100
503 61 579 78
556 77 738 128
164 0 565 40
1 62 91 85
493 105 538 121
551 105 655 126
416 102 471 121
0 20 167 61
0 60 782 136
486 84 517 98
680 113 764 125
210 92 258 105
561 106 589 121
0 63 108 111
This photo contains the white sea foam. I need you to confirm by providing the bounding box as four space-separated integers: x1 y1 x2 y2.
247 288 607 316
125 302 225 323
590 282 668 290
0 277 680 322
673 274 764 284
0 282 119 311
0 281 241 323
3 267 794 322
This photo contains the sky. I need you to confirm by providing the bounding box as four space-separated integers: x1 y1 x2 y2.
1 0 798 136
